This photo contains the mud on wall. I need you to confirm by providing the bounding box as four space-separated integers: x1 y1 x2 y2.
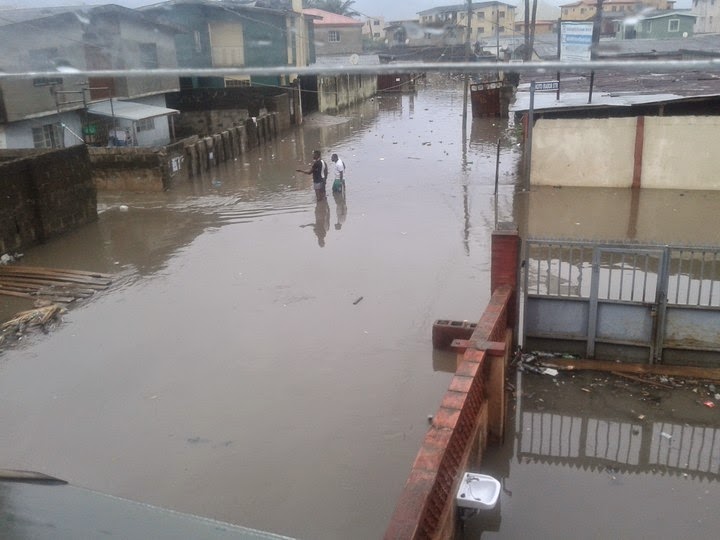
89 145 184 193
530 116 720 190
318 74 377 114
0 146 97 254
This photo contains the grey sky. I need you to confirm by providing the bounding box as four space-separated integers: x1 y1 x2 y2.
0 0 693 22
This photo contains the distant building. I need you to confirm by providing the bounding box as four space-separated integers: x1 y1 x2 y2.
417 2 517 44
560 0 676 21
615 10 696 39
362 15 386 41
303 8 364 55
692 0 720 33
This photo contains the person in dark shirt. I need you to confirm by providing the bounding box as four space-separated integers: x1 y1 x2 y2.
298 150 327 201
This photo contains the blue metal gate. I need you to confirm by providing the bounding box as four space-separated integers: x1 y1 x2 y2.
523 240 720 366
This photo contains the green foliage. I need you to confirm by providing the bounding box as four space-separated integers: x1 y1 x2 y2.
302 0 358 17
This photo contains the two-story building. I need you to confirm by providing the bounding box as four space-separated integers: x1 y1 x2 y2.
0 5 181 149
361 15 386 42
560 0 676 21
141 0 313 90
303 8 365 55
692 0 720 33
417 2 517 46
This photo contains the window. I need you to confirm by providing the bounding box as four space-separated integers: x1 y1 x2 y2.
612 6 617 11
668 19 680 32
328 30 340 43
136 118 155 132
644 21 653 32
194 30 202 53
373 20 379 25
499 11 505 18
138 43 158 69
478 12 485 19
477 26 485 34
32 123 63 149
373 32 380 38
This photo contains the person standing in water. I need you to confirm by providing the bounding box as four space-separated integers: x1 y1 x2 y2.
330 153 345 194
297 150 328 201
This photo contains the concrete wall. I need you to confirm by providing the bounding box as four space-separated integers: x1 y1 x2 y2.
89 147 167 192
318 74 377 114
0 146 97 254
530 116 720 190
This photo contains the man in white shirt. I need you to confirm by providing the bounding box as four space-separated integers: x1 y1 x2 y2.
331 153 345 194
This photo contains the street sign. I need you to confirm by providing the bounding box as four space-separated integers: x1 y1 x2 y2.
535 81 559 91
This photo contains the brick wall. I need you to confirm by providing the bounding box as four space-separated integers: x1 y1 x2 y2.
0 146 97 254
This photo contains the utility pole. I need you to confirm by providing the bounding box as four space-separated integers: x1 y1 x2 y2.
462 0 473 136
589 0 604 103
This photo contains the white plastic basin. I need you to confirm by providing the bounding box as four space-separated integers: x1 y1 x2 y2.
456 472 501 510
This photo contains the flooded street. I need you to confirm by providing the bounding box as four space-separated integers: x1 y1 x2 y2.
468 369 720 539
0 76 519 539
2 74 719 539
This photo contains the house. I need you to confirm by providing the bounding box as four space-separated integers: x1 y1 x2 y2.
692 0 720 33
0 5 180 149
417 2 517 45
141 0 313 89
560 0 676 21
615 10 696 39
362 15 386 42
303 8 364 55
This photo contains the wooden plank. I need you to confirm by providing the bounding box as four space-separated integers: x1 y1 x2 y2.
0 265 113 279
538 358 720 382
0 270 111 287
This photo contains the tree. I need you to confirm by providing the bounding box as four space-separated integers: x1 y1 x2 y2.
303 0 358 17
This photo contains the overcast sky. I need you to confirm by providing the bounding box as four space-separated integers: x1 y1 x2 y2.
0 0 693 22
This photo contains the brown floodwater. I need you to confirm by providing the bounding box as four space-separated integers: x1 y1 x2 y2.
1 74 719 539
0 75 518 539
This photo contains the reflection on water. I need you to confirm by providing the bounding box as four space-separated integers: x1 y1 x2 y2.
465 371 720 539
0 75 519 540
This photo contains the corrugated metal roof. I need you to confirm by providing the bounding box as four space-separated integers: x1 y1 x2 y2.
87 99 179 121
511 90 691 113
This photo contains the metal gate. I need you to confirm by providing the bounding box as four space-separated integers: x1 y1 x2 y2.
523 240 720 366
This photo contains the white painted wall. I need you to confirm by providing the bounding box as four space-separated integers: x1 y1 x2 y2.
127 95 173 147
642 116 720 189
0 112 84 150
530 116 720 190
530 117 636 188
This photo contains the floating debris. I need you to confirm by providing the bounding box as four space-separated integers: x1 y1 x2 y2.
1 304 65 337
0 265 114 304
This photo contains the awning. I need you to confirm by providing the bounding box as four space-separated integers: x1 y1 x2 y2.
87 99 179 121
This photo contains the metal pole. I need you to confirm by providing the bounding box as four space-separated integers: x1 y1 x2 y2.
462 0 472 136
557 18 562 101
526 81 536 190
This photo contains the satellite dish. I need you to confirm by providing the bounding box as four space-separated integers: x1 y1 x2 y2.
350 54 359 65
682 32 688 38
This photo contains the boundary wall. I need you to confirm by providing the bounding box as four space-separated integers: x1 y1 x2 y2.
0 146 97 254
530 116 720 189
385 226 520 539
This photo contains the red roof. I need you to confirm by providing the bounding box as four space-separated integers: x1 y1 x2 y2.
302 8 363 27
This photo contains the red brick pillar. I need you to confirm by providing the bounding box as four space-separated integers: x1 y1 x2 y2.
491 223 520 328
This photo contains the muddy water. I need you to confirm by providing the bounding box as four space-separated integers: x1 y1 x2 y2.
0 75 519 539
466 369 720 539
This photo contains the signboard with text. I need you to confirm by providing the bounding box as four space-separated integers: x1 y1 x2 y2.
560 22 593 62
535 81 559 91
